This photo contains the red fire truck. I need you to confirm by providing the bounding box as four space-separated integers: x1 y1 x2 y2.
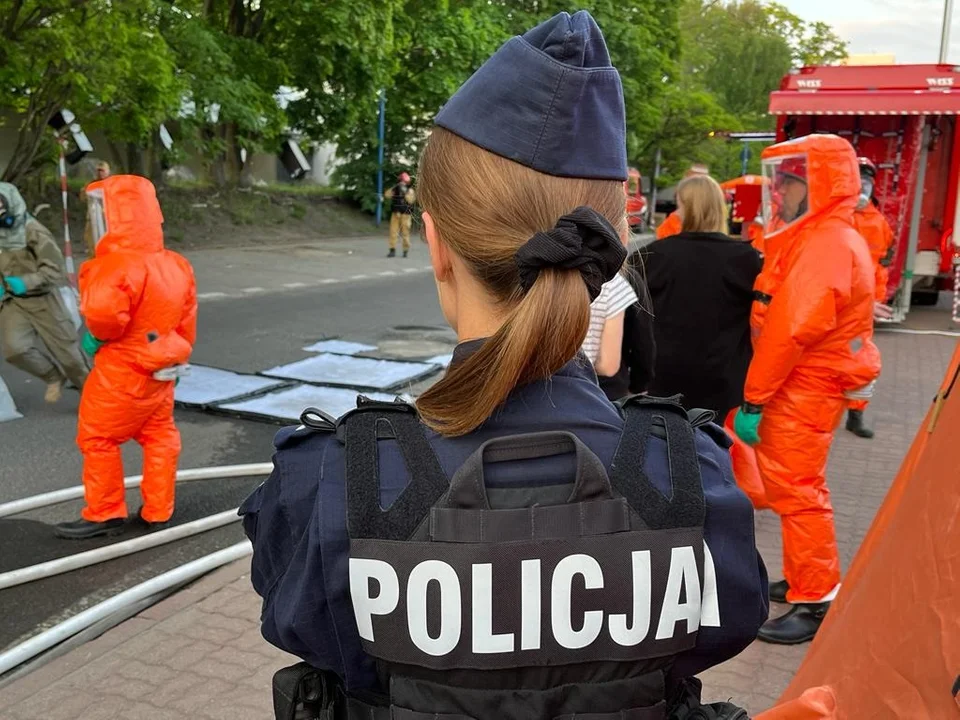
769 63 960 318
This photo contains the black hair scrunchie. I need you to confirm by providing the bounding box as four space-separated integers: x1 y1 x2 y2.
514 207 626 301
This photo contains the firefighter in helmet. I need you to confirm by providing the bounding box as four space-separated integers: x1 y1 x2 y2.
845 157 894 439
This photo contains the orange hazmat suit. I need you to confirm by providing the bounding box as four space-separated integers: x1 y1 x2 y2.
853 202 894 305
846 203 893 414
77 175 197 523
655 210 681 240
746 135 880 603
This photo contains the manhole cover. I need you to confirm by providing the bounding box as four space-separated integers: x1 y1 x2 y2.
374 326 457 360
375 339 455 359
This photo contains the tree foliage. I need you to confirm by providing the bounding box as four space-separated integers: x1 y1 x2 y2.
658 0 848 186
333 0 680 210
0 0 848 197
0 0 178 183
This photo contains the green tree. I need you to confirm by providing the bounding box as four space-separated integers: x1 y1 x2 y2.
766 2 848 66
277 0 399 147
640 84 739 186
333 0 505 212
334 0 681 211
663 0 847 186
679 0 793 129
0 0 179 184
495 1 681 163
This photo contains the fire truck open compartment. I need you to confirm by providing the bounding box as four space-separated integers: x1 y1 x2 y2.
769 64 960 315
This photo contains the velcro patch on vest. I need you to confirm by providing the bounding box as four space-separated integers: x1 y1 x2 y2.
349 528 714 670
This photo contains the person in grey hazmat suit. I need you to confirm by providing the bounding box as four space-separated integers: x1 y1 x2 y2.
0 182 88 403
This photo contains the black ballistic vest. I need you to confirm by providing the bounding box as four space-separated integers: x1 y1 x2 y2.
392 184 412 214
334 395 709 720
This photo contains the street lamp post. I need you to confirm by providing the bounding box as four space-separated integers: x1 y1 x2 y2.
940 0 954 63
375 90 386 227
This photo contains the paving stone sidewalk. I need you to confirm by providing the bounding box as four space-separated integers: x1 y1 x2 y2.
0 330 954 720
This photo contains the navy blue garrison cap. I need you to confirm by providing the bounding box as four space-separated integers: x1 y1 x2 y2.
435 11 628 182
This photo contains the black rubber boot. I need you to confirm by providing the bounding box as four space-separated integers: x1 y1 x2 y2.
769 579 790 603
845 409 874 438
758 602 829 644
387 248 396 258
402 249 408 258
136 508 171 530
54 518 126 540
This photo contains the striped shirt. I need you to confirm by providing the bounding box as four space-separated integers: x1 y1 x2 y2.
582 273 638 364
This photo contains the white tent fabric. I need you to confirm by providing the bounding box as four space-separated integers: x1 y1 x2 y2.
0 375 22 423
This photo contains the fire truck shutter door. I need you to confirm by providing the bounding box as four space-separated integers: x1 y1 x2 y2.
770 89 960 116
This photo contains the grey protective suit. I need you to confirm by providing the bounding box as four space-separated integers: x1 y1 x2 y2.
0 182 89 388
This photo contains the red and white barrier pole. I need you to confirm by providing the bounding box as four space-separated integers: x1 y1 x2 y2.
58 138 78 291
953 259 960 324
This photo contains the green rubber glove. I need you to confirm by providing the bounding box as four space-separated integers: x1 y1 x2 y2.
733 403 763 446
81 332 105 357
4 276 26 296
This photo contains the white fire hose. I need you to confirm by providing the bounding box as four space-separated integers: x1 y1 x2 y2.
0 463 271 678
0 542 252 677
0 463 272 518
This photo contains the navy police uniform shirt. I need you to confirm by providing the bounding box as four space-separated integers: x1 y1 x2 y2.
240 354 769 691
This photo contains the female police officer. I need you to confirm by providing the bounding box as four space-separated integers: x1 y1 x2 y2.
242 11 767 719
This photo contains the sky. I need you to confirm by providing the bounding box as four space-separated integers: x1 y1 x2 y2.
780 0 957 64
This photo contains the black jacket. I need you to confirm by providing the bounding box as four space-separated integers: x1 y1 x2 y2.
641 232 762 418
598 264 656 401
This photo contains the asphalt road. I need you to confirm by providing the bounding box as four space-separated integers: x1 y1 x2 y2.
0 245 443 652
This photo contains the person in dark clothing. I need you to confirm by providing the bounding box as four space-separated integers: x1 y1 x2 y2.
642 175 762 419
597 261 656 401
385 172 415 257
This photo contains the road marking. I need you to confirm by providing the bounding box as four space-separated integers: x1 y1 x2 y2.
877 327 960 337
198 267 430 300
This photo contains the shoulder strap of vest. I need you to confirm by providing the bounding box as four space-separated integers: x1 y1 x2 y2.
339 399 448 541
608 395 705 530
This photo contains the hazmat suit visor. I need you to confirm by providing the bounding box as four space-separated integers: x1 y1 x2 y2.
86 188 108 248
857 176 874 210
762 154 809 237
0 182 27 250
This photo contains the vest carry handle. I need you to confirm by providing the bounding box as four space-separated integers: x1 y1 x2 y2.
445 431 613 510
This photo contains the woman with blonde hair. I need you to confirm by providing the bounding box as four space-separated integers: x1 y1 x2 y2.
642 175 761 419
241 12 766 719
643 176 767 511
